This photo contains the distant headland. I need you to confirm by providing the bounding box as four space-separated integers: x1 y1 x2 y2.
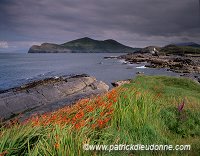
28 37 140 53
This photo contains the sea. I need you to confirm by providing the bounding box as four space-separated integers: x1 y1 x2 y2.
0 53 180 90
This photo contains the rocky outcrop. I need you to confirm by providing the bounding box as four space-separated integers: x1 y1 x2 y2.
120 51 200 74
0 74 109 121
119 46 200 83
136 46 161 54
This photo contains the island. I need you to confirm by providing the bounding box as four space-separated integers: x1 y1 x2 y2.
28 37 140 53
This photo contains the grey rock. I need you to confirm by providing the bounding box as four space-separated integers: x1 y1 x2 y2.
0 75 109 121
111 80 131 87
136 72 144 74
119 51 200 75
0 100 13 120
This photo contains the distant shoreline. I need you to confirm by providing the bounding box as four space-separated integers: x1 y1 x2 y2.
118 45 200 83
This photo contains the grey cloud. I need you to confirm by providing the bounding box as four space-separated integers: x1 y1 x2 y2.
0 0 199 49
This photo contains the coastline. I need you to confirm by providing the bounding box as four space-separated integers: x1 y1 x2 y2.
1 75 200 155
0 74 109 121
118 52 200 83
1 51 199 122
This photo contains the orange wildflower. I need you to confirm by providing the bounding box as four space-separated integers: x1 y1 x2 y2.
135 91 141 99
100 112 105 117
75 111 84 119
100 101 107 107
113 98 117 103
0 151 8 156
153 93 162 100
104 117 111 123
79 98 90 104
97 119 104 128
51 114 57 121
54 143 60 149
156 93 161 98
75 123 81 129
86 105 94 112
74 120 85 129
64 118 71 124
71 117 76 124
106 109 114 115
91 123 97 129
106 102 113 109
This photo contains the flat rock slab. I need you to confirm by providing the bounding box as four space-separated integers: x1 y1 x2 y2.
0 74 109 121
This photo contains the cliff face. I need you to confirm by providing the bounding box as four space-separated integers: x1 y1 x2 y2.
28 37 139 53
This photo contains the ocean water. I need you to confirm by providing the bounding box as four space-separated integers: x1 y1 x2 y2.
0 53 180 90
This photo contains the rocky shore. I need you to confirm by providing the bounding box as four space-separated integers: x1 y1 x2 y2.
0 74 109 121
119 45 200 83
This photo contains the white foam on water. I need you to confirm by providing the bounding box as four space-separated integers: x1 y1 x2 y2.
118 59 127 64
136 65 146 69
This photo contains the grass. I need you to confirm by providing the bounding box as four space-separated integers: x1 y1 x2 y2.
160 45 200 55
0 75 200 156
61 37 137 53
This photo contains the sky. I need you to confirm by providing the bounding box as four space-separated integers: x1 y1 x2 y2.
0 0 200 52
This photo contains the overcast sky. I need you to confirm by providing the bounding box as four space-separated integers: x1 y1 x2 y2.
0 0 200 52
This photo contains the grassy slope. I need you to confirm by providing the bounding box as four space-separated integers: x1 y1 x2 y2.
61 37 137 52
0 76 200 156
160 45 200 55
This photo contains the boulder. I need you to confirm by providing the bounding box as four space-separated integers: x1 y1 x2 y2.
111 80 131 87
150 58 169 66
136 72 144 75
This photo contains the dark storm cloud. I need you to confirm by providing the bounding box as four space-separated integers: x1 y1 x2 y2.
0 0 199 49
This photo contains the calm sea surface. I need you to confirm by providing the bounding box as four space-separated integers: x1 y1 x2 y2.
0 53 180 90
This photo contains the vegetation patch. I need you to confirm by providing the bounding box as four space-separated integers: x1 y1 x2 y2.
0 76 200 155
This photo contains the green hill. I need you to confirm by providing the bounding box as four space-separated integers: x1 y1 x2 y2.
160 44 200 55
28 37 139 53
